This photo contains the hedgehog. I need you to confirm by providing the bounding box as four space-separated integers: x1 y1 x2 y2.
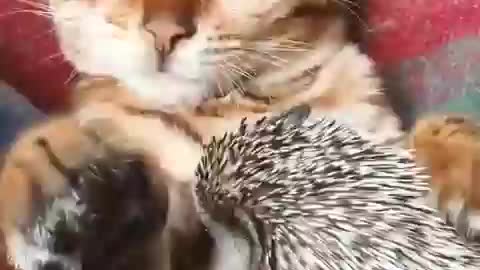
194 105 480 270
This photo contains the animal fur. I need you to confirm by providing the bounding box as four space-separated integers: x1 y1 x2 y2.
409 114 480 241
0 77 220 270
47 0 402 145
1 0 408 269
195 105 480 270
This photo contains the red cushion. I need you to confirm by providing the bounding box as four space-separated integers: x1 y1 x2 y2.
0 0 479 112
368 0 480 66
0 0 74 112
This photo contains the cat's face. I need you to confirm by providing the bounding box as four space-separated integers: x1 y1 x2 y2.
50 0 155 77
50 0 340 97
162 0 332 88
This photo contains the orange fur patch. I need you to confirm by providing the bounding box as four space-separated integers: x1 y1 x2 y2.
410 115 480 211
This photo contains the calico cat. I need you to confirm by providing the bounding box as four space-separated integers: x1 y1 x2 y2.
1 1 407 269
48 0 403 145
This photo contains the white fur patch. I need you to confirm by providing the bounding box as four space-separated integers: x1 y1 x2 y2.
467 211 480 239
198 213 251 270
7 232 52 270
192 185 251 270
50 0 212 108
445 198 465 226
423 189 440 209
6 195 85 270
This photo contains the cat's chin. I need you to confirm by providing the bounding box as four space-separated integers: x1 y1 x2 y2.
118 72 213 110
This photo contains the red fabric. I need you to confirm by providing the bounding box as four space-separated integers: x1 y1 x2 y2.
368 0 480 66
0 0 479 112
0 0 74 112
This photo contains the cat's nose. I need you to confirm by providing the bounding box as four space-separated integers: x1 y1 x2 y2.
145 17 196 61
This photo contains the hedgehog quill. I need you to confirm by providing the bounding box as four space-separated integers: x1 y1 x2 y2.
194 105 480 270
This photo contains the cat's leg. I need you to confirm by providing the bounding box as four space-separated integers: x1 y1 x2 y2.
410 114 480 240
0 116 102 269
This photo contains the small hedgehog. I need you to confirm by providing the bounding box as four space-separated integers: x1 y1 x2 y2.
194 105 480 270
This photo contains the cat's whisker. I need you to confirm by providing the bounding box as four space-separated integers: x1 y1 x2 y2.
334 0 372 32
255 49 289 66
258 46 310 52
244 41 311 53
337 0 361 8
258 40 310 47
254 38 312 48
17 0 49 8
243 52 284 68
16 0 52 12
65 69 79 86
242 42 312 57
215 77 225 97
216 62 236 94
225 67 249 94
213 61 231 96
219 60 247 94
249 46 310 53
38 52 65 64
237 48 289 65
0 9 53 19
226 52 257 77
223 60 255 81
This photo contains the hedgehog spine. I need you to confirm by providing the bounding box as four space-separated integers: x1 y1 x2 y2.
194 105 480 270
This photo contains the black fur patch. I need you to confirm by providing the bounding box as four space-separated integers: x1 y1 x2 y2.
76 152 168 270
44 149 169 270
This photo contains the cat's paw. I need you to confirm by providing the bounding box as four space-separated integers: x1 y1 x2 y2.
0 116 102 214
410 114 480 239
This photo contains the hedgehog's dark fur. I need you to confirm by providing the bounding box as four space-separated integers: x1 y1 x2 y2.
74 152 168 270
33 143 169 270
35 140 215 270
195 105 480 270
72 151 214 270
